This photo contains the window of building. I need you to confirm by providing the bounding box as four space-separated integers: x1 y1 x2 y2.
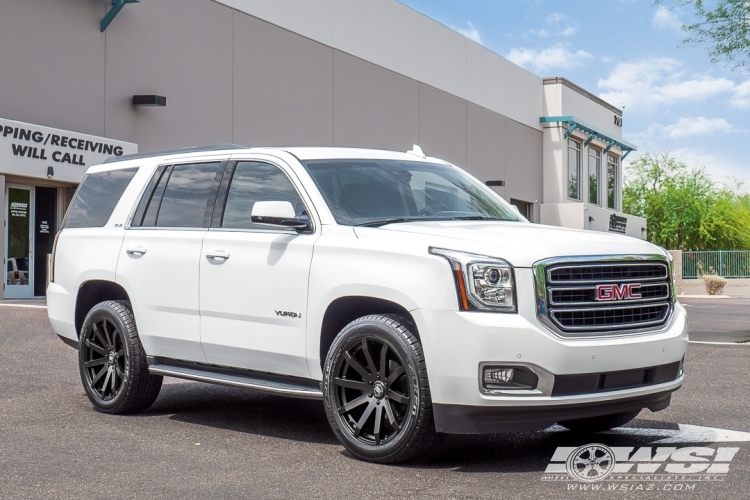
607 154 618 210
64 168 138 228
221 162 305 230
588 147 601 205
567 139 581 200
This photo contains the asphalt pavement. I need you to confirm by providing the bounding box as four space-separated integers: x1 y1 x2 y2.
1 300 749 499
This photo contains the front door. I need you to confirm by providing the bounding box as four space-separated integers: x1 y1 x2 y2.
4 185 34 299
200 160 318 378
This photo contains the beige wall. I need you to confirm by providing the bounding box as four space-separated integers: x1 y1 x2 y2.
0 0 543 208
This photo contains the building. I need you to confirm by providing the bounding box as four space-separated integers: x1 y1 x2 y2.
0 0 645 298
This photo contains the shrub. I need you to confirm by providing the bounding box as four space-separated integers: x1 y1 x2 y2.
702 275 727 295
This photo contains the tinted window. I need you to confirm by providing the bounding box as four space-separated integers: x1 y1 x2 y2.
155 162 221 228
64 168 138 228
222 162 304 230
302 160 518 226
131 165 167 227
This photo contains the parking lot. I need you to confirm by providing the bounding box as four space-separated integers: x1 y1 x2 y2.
2 298 750 499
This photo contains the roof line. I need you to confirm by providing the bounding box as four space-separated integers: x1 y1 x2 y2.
543 77 622 116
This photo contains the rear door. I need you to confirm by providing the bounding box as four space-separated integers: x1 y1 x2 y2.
199 157 319 377
117 158 227 363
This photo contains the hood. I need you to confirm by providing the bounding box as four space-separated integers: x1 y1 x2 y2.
354 221 665 268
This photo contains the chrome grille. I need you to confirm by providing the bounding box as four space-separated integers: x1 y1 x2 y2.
535 258 673 337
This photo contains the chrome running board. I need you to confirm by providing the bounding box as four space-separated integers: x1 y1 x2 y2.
146 357 323 400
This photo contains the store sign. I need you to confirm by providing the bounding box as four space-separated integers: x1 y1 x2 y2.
609 213 627 234
0 117 137 183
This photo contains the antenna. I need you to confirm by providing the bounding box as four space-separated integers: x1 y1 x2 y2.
406 144 426 158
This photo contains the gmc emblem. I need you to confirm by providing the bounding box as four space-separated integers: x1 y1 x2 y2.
595 283 642 301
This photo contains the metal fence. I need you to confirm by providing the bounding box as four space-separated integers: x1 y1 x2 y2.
682 251 750 279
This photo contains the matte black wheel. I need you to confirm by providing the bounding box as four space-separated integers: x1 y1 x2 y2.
323 315 437 463
558 409 641 432
79 300 162 414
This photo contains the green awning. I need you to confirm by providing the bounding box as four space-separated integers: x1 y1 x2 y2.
540 115 637 159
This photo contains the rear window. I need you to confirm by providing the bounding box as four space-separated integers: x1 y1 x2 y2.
131 162 222 229
64 168 138 228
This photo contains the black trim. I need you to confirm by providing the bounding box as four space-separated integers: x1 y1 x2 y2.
146 357 322 397
433 390 675 434
551 361 681 397
202 160 229 228
57 334 79 350
210 160 237 228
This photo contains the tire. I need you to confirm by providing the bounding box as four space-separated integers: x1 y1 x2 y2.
558 409 641 432
322 314 437 463
78 300 162 414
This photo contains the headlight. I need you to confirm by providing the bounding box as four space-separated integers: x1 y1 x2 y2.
429 247 516 313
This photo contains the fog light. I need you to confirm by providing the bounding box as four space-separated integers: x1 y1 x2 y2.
482 365 539 392
484 368 514 384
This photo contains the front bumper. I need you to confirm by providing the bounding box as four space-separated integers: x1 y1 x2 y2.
434 389 675 434
411 269 688 431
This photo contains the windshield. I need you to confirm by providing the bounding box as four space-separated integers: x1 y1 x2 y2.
301 159 520 226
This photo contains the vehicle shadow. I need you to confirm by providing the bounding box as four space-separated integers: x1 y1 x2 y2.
140 382 675 472
140 381 336 445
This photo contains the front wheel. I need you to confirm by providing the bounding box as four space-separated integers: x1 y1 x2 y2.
558 409 641 432
78 300 162 414
322 315 437 463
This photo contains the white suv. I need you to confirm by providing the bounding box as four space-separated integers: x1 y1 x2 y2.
48 145 687 463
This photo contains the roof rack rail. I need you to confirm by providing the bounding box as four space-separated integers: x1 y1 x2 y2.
102 143 248 164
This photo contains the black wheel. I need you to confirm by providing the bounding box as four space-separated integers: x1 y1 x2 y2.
558 409 641 432
79 300 162 414
323 314 437 463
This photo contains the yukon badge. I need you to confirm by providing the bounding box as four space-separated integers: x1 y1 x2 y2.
275 310 302 319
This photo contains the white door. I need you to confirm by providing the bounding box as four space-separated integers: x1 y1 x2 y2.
200 160 318 377
4 185 34 299
116 160 226 363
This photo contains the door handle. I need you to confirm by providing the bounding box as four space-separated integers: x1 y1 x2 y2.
206 250 230 261
126 246 147 256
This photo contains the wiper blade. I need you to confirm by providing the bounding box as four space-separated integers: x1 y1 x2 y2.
452 215 502 221
356 217 436 227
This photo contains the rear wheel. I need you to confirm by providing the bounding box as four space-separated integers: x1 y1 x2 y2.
78 300 162 414
558 409 641 432
323 315 437 463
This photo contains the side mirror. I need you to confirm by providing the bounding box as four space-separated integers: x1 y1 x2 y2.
251 201 311 232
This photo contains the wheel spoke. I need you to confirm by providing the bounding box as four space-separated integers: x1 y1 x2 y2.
92 324 108 349
343 352 370 380
91 366 108 385
379 343 388 380
354 400 376 438
85 340 107 356
116 365 125 381
101 369 112 395
333 377 369 392
110 366 118 393
383 400 399 430
387 389 409 405
361 339 377 377
386 365 404 385
373 405 383 445
337 393 369 415
116 350 124 358
84 358 107 368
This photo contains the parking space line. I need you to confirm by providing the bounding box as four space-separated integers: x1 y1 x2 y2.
0 303 47 309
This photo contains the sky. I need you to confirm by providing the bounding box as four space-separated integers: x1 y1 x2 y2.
399 0 750 185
